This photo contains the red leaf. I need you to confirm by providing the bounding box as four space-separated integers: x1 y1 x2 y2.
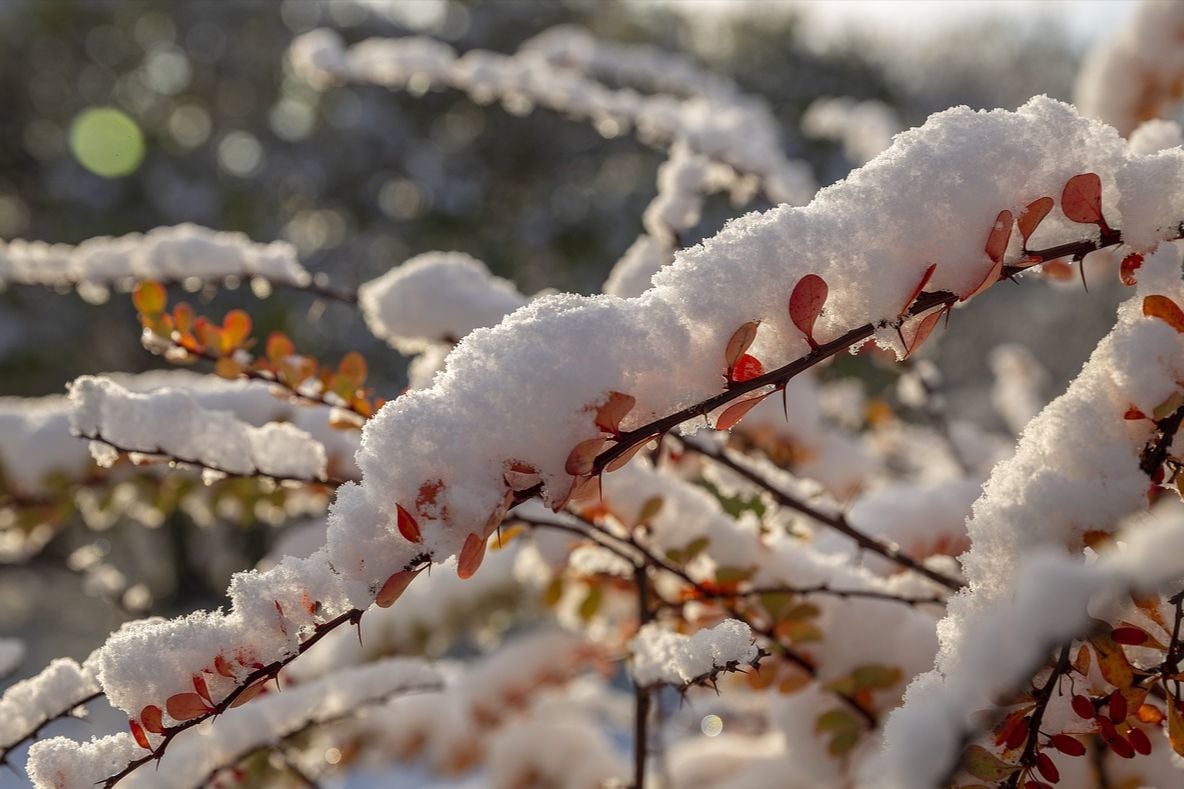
1071 694 1095 719
985 210 1014 264
789 274 828 349
717 395 768 431
1035 753 1059 783
565 437 609 476
165 692 213 722
1108 690 1128 724
1062 172 1104 225
605 438 650 472
140 704 164 735
193 674 212 705
396 503 422 543
457 532 487 580
1018 197 1054 245
129 719 151 751
595 391 636 435
725 321 760 370
904 309 944 358
1129 726 1152 755
1107 734 1135 758
1004 716 1029 749
1143 295 1184 333
730 353 765 383
1120 253 1143 286
1111 626 1149 646
900 263 937 316
1049 734 1085 756
213 654 235 679
1124 406 1147 421
961 256 1004 301
376 567 422 608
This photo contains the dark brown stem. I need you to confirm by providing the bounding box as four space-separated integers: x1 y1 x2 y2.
633 563 652 789
1003 643 1073 789
0 690 103 768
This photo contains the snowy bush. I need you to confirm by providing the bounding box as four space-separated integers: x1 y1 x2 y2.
4 4 1184 789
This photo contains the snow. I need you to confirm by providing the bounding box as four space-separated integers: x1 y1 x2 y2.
988 343 1051 435
288 28 815 205
358 252 527 353
0 224 311 299
1075 0 1184 136
871 245 1184 786
69 375 329 482
0 658 99 750
630 619 758 686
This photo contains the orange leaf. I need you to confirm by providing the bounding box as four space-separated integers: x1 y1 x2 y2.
904 309 944 358
266 332 295 363
789 274 828 349
221 309 252 351
724 321 760 369
1168 691 1184 757
132 282 167 315
165 692 213 722
396 503 422 543
214 357 243 380
605 438 650 472
1120 253 1143 286
961 257 1003 301
595 391 636 435
730 353 764 383
338 351 367 387
457 533 487 580
900 263 937 316
140 704 164 734
193 674 212 705
129 718 151 750
1017 196 1054 245
376 567 422 607
229 680 268 709
172 302 194 335
1143 295 1184 333
1062 172 1104 225
984 210 1014 264
565 437 609 476
213 655 235 679
717 395 768 430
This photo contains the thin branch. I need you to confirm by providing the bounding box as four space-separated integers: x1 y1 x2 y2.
1003 643 1073 789
75 431 353 489
633 563 652 789
100 608 366 787
0 690 103 769
677 435 963 591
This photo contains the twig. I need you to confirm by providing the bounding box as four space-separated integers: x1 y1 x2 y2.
1003 643 1073 789
0 690 103 769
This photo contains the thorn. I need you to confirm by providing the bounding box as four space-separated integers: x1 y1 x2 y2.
781 385 789 423
1077 254 1089 293
942 305 952 330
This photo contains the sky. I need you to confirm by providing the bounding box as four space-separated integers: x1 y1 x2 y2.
649 0 1136 47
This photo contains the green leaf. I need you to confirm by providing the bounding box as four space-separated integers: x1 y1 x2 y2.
962 744 1018 781
578 584 603 622
638 496 664 524
715 566 754 584
853 664 903 691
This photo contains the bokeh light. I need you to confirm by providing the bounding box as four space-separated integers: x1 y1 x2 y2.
68 107 145 178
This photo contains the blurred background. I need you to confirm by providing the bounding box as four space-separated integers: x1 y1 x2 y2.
0 0 1144 779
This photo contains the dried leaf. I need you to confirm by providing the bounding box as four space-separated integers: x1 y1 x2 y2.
1143 295 1184 333
1089 630 1135 689
1062 172 1104 225
165 692 213 722
789 274 828 348
396 503 422 543
1168 693 1184 757
133 282 167 315
904 309 944 358
1072 644 1091 676
724 321 760 369
595 391 636 434
1017 196 1054 245
376 567 421 607
984 210 1014 264
900 263 937 316
716 394 768 430
457 532 487 580
565 437 609 476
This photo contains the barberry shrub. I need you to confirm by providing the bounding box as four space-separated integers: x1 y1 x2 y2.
4 4 1184 789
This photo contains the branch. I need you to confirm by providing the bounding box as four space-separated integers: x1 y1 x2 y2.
76 431 353 489
100 607 366 787
676 435 963 591
1003 642 1074 789
0 690 103 770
